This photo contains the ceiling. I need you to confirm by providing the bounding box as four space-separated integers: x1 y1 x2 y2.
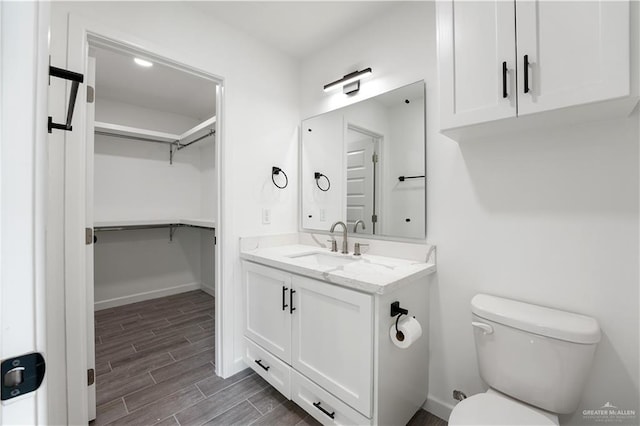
91 2 404 118
190 1 402 58
92 46 216 121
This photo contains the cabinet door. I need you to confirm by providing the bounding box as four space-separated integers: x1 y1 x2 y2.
291 276 373 417
516 0 629 115
438 0 517 130
244 262 292 363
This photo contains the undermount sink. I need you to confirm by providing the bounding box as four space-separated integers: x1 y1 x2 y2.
288 252 357 268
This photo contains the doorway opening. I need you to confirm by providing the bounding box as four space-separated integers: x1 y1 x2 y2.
85 41 219 422
60 21 224 424
345 124 382 235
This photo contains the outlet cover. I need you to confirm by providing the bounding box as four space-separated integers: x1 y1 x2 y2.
262 208 271 224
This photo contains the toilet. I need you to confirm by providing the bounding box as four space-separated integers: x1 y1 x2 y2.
449 294 601 426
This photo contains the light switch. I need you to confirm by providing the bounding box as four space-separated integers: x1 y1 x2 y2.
262 208 271 224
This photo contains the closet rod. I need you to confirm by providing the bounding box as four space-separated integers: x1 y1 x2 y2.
95 131 176 145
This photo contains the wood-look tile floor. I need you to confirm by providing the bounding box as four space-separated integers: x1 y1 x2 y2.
92 290 447 426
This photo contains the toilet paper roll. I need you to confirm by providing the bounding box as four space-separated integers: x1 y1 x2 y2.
390 316 423 349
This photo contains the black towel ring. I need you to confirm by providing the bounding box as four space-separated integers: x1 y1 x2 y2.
314 172 330 192
272 166 288 189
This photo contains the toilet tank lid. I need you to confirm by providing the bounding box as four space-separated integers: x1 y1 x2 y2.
471 294 601 344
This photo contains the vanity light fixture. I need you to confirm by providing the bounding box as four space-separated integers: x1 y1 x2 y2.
323 67 372 94
134 57 153 67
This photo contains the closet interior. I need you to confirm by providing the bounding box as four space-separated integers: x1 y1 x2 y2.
88 44 219 419
91 45 218 308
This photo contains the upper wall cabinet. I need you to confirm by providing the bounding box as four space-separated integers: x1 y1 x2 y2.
437 0 631 134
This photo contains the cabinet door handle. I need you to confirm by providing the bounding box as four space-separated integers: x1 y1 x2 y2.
255 359 270 371
313 401 335 419
502 61 508 98
290 289 296 314
282 286 288 311
523 54 530 94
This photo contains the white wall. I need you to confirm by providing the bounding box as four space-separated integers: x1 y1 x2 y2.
93 134 205 222
93 229 202 307
299 3 639 424
385 99 425 238
301 111 344 229
96 97 200 134
48 2 299 423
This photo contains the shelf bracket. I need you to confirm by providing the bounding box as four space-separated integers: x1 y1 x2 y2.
169 141 181 165
169 225 177 242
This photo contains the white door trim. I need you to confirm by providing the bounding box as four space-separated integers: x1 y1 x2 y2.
0 1 50 423
60 14 227 424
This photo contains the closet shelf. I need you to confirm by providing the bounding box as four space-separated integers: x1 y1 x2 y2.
178 116 216 147
94 219 215 243
94 218 215 231
95 121 179 144
94 115 216 164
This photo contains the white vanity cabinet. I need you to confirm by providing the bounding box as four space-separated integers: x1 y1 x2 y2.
242 254 432 426
244 262 292 363
438 0 630 132
243 262 373 420
291 275 373 417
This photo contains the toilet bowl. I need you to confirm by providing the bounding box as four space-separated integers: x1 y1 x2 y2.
448 294 600 426
449 389 558 426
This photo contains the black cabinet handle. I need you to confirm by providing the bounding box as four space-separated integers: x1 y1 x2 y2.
290 289 296 314
255 359 270 371
523 54 530 94
313 402 335 419
282 286 288 311
502 61 508 98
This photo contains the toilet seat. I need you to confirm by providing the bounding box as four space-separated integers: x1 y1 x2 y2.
449 391 558 426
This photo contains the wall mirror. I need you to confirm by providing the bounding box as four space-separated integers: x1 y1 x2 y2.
301 81 426 240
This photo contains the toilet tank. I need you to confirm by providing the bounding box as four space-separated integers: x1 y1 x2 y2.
471 294 601 414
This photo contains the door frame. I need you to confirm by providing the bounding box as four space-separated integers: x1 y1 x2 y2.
0 1 50 423
60 14 226 424
344 122 383 235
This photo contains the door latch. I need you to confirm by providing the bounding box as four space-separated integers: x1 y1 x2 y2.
1 352 46 401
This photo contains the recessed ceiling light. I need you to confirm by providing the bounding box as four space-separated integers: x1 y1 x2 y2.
134 57 153 67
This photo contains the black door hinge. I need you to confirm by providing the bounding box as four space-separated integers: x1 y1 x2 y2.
88 368 95 386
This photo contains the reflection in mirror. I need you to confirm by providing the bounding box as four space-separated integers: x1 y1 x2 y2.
301 81 426 240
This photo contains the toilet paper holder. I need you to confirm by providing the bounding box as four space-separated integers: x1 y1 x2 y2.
390 301 408 317
390 301 409 335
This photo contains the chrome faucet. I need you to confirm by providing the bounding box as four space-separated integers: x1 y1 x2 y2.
353 220 366 233
329 221 348 254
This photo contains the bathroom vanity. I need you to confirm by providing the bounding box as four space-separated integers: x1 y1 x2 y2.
240 238 436 425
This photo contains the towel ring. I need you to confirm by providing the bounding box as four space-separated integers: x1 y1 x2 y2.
314 172 330 192
272 166 288 189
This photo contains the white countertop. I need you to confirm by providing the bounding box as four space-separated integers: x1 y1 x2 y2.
240 244 435 295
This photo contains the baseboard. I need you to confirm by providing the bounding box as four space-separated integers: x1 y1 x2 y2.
95 282 202 311
423 394 454 422
201 285 215 298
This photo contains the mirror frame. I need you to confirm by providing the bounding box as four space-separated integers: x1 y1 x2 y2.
298 80 427 243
